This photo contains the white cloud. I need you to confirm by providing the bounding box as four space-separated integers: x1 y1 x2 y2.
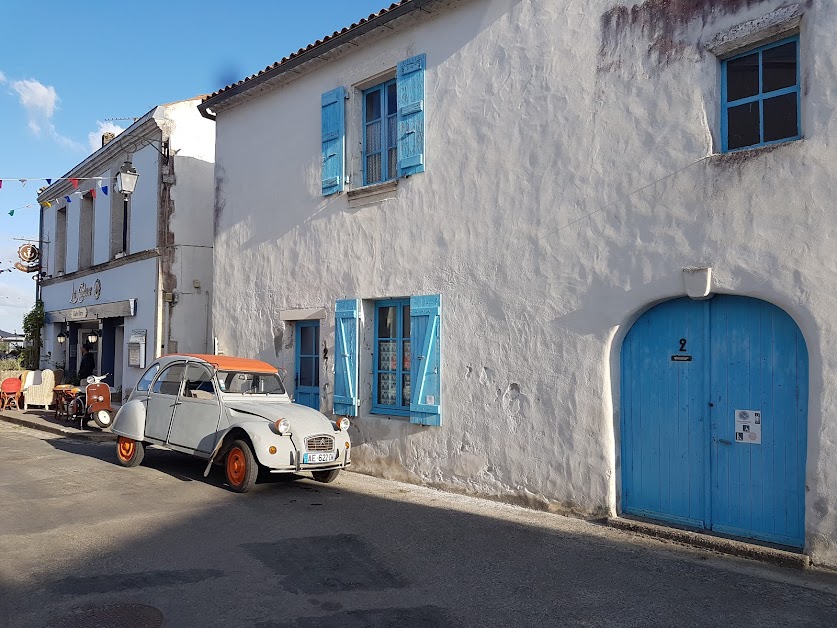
11 78 58 119
0 71 6 84
8 77 84 151
88 121 125 153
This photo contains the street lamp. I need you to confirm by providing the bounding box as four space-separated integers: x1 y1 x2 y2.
86 330 99 344
56 331 67 344
114 161 139 254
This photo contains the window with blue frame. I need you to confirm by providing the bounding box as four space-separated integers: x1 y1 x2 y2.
372 299 411 415
363 79 398 186
722 36 800 152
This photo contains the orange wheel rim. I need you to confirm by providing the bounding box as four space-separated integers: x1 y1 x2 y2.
227 446 246 485
117 436 135 462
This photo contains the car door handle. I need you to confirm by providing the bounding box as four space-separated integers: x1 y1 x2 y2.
170 401 182 407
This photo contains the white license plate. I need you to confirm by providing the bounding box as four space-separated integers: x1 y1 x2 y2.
304 452 336 464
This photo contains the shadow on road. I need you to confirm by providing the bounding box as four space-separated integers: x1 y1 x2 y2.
44 437 320 489
2 435 837 628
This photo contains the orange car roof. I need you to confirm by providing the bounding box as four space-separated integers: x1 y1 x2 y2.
171 354 278 374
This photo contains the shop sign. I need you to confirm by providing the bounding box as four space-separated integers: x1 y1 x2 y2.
70 278 102 304
68 308 88 320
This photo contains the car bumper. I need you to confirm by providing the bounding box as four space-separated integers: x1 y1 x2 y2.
250 431 351 472
268 460 351 474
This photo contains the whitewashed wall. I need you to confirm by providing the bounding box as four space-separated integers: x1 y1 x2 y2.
92 166 113 266
129 145 160 254
211 0 837 566
41 205 55 277
166 101 216 354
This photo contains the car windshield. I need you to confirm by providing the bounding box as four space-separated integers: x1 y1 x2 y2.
216 371 286 395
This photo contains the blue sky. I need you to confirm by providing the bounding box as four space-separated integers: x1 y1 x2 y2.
0 0 389 334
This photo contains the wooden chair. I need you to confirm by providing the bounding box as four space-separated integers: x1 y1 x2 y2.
1 377 22 410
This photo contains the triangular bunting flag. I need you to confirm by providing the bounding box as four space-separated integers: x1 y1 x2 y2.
70 178 79 189
19 179 26 187
46 178 52 184
8 210 14 216
64 196 72 203
0 180 3 189
91 188 97 199
101 185 109 196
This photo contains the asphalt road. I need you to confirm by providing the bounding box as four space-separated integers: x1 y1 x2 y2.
2 422 837 628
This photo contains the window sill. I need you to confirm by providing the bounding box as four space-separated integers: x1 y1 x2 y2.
370 405 410 419
712 137 803 163
347 179 398 204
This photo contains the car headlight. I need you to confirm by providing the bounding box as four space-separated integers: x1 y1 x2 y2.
275 418 291 434
337 417 350 431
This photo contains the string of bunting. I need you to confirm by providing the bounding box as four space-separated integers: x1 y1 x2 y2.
1 177 112 216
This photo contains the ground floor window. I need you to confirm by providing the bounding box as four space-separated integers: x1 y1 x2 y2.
373 299 411 415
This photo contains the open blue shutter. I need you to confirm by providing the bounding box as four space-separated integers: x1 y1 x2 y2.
410 294 440 426
333 299 359 416
397 54 426 177
321 87 345 196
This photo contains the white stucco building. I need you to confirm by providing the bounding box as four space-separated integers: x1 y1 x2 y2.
201 0 837 566
38 98 215 397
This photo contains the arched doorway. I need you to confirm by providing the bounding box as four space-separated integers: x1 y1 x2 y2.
620 295 808 547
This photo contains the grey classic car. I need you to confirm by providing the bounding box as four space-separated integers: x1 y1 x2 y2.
112 354 351 492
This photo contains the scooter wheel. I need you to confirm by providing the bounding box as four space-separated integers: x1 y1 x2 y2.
93 409 112 429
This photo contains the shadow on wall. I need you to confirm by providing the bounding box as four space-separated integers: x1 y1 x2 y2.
4 437 837 627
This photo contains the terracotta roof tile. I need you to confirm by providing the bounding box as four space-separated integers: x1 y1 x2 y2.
203 1 414 106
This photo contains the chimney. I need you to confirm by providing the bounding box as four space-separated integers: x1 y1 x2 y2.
101 132 116 147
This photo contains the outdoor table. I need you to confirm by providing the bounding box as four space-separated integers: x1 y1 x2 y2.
53 385 77 419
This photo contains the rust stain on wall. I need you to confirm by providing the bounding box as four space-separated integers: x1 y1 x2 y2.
599 0 770 68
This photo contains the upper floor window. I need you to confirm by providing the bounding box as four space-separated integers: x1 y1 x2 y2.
321 53 426 196
54 206 67 275
78 193 94 269
363 79 398 186
722 36 800 152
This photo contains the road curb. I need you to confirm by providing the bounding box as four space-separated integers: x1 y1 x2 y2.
0 413 116 443
606 516 810 569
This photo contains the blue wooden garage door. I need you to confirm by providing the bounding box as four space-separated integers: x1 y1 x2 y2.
621 295 808 547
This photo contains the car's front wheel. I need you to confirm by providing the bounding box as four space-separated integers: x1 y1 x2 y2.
312 469 340 483
225 440 258 493
116 437 144 467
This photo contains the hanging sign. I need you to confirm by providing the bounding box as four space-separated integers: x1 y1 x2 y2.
18 244 40 263
734 409 762 445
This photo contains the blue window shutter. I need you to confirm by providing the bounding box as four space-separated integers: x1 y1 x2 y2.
334 299 359 416
397 54 426 177
321 87 345 196
410 294 440 426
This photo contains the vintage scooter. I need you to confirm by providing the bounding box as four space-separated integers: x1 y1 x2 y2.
67 374 114 429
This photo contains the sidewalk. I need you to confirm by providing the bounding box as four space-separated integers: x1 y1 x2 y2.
0 408 116 442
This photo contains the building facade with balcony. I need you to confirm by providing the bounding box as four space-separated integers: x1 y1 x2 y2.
37 98 215 397
203 0 837 567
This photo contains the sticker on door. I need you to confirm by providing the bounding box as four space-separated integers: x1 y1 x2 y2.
735 409 761 445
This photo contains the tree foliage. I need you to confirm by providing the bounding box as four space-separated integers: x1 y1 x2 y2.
21 300 44 369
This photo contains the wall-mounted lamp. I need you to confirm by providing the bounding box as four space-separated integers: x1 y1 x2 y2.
86 330 100 344
115 161 139 196
56 331 67 344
